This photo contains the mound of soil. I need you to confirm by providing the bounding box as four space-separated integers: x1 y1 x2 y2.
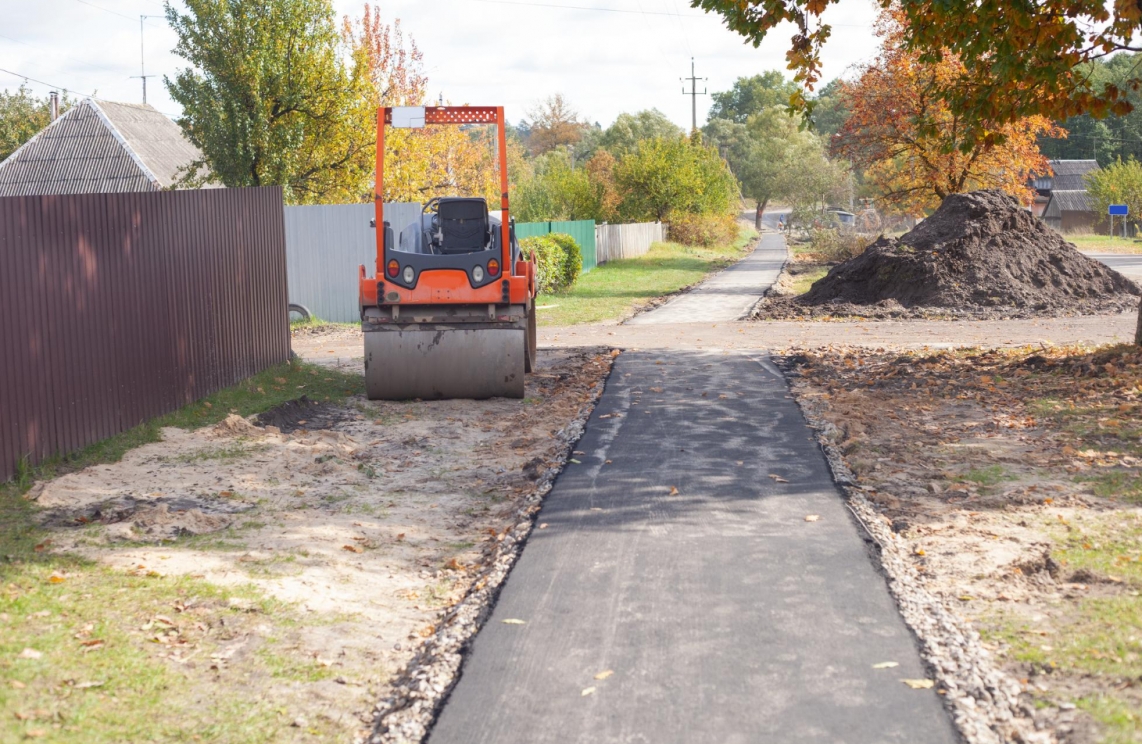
755 190 1140 320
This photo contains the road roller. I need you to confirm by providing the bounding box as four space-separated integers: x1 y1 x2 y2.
358 105 537 400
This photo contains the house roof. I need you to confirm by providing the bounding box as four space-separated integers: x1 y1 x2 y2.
1045 189 1094 215
0 99 208 197
1049 159 1099 190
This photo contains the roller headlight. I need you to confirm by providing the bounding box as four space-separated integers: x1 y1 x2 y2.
403 266 414 284
472 265 485 282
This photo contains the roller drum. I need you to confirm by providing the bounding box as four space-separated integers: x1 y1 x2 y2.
364 323 526 400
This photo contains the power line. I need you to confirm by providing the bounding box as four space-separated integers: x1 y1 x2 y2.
72 0 165 26
0 32 127 78
0 67 95 97
470 0 704 17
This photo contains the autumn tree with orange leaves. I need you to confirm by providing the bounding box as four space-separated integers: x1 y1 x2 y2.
833 10 1063 215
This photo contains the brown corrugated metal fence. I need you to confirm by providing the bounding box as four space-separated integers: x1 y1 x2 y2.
0 187 290 482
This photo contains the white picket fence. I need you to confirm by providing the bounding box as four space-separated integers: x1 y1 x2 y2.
595 221 667 264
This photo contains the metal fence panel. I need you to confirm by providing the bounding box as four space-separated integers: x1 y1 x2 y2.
595 222 666 263
284 202 421 323
0 187 290 482
515 219 597 272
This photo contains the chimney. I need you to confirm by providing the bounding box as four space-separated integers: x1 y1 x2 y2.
49 91 59 122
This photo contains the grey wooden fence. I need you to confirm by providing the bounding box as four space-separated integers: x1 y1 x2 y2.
596 222 667 263
284 203 421 323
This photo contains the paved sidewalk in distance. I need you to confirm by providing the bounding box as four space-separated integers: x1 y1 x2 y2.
626 233 786 325
428 351 958 744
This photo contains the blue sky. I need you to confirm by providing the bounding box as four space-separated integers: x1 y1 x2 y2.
0 0 878 129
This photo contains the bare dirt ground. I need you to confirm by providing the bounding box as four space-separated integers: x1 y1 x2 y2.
22 337 612 743
781 345 1142 743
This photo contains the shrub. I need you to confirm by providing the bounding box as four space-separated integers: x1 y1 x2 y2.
520 234 581 294
666 212 740 247
806 227 871 262
547 233 583 289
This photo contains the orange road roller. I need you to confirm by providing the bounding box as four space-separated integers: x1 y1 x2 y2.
359 106 537 400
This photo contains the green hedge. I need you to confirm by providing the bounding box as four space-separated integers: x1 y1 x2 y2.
520 233 582 293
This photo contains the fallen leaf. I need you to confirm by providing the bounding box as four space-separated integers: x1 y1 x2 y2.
47 573 65 584
581 686 596 697
539 523 548 529
650 387 663 393
396 533 406 541
342 544 364 554
25 728 46 738
9 680 25 689
445 558 465 571
570 458 582 464
804 515 820 522
594 670 613 680
17 649 42 660
669 486 679 496
502 619 526 625
902 679 934 689
872 661 899 669
768 474 788 483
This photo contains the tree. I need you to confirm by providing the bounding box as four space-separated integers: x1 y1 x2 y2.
705 105 838 221
614 136 737 222
1086 158 1142 232
513 148 620 223
527 93 586 155
833 10 1060 214
0 85 72 162
692 0 1142 144
166 0 377 203
708 72 798 123
599 109 683 156
809 78 848 140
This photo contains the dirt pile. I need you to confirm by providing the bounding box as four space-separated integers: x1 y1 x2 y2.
756 189 1139 319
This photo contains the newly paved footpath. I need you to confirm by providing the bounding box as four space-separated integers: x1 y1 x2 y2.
428 236 958 744
626 232 786 324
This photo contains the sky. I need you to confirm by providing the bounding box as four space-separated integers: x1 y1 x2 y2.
0 0 879 130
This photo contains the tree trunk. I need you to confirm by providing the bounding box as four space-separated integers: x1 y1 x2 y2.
1136 295 1142 345
756 199 768 231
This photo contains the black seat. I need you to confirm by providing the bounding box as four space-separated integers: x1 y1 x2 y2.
437 198 489 253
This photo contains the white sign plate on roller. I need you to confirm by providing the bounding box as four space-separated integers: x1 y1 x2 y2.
391 106 426 128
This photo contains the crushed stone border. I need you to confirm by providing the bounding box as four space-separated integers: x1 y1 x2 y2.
361 352 616 744
780 357 1052 744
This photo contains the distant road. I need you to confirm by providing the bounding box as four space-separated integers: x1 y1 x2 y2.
1086 253 1142 282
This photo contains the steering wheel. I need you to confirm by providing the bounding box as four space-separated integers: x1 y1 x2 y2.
422 197 443 216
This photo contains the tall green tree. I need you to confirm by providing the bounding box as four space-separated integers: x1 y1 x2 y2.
707 72 799 123
1085 158 1142 232
599 109 684 156
0 85 72 162
165 0 372 203
705 105 836 219
614 136 737 222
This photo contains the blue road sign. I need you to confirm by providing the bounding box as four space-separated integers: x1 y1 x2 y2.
1109 204 1129 216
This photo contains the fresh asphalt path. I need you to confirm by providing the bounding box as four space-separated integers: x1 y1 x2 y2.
626 232 787 324
428 351 958 744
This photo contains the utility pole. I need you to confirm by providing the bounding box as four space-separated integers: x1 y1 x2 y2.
130 15 156 104
680 57 706 135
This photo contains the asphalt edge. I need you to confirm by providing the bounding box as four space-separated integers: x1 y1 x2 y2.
361 349 619 744
773 354 1052 744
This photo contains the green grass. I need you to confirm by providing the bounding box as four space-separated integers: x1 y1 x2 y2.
956 465 1015 487
536 230 757 326
789 266 829 295
1064 234 1142 254
981 513 1142 743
